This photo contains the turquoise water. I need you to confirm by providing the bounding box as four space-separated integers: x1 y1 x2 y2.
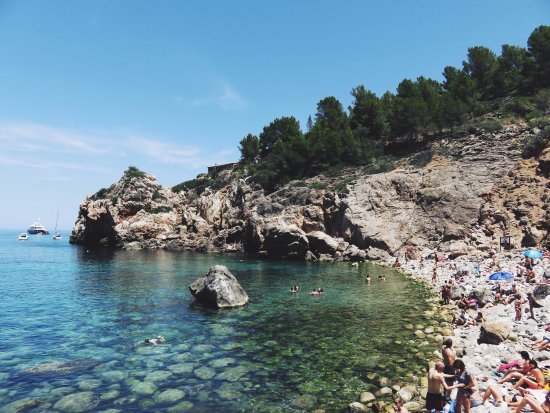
0 231 439 412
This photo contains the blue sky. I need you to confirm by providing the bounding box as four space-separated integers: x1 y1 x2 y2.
0 0 547 231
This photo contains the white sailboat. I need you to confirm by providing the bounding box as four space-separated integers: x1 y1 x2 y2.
52 210 62 240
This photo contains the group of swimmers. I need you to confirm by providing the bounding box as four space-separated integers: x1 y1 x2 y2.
289 285 325 296
365 274 386 284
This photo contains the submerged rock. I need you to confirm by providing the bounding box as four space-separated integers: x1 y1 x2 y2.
154 389 185 404
53 392 99 413
0 398 42 413
20 359 100 377
189 265 249 308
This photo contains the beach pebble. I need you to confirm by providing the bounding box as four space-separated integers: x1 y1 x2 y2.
359 391 375 403
154 389 185 404
53 392 98 413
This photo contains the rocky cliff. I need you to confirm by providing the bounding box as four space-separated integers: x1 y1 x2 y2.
70 124 549 260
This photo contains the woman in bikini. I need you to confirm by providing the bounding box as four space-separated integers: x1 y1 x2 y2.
453 359 476 413
512 360 546 391
513 390 550 413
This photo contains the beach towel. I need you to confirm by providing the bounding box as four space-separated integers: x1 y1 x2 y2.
499 360 521 371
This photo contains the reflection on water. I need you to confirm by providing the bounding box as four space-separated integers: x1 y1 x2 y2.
0 232 440 412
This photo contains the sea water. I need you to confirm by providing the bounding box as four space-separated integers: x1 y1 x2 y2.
0 230 439 412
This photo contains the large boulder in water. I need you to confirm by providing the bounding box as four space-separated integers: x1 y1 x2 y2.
189 265 249 308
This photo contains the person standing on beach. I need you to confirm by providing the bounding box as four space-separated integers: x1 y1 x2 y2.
527 292 543 320
515 294 525 322
426 361 464 412
442 339 456 397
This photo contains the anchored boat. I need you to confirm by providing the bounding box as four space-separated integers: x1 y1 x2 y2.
27 219 49 235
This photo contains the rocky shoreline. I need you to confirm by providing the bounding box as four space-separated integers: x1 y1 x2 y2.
362 249 550 413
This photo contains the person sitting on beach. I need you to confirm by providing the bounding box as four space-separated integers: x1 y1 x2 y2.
475 311 484 324
499 356 539 385
144 335 165 346
392 397 409 412
456 294 469 309
529 324 550 351
527 269 538 283
469 383 505 408
498 351 531 378
512 360 546 390
513 389 550 413
453 309 475 326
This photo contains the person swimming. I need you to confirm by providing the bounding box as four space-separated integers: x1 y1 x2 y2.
143 335 165 346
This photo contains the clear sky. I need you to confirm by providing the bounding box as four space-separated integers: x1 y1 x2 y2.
0 0 548 231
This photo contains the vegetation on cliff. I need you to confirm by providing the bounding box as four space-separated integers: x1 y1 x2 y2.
236 25 550 192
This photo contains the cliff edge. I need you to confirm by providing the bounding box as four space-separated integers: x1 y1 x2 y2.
70 124 549 260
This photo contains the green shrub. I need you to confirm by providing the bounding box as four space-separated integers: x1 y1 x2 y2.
325 165 343 178
152 190 166 201
309 182 328 190
364 157 394 175
477 119 503 133
534 89 550 113
523 127 550 158
409 150 433 167
171 178 215 195
503 97 539 118
124 166 146 179
527 117 550 129
111 196 118 205
289 180 307 188
146 206 173 214
94 187 109 199
332 177 355 195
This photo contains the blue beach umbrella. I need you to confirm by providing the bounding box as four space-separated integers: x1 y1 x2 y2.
524 249 543 259
488 271 514 281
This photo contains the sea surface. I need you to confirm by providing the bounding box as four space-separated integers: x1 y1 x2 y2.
0 230 440 412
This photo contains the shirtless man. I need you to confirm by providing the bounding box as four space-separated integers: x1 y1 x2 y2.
427 361 463 412
442 339 456 397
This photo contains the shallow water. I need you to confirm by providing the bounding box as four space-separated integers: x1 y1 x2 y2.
0 231 439 412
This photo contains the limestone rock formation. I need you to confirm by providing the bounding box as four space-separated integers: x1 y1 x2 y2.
70 125 548 261
189 265 249 308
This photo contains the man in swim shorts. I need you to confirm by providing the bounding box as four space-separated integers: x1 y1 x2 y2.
427 362 463 412
441 339 456 397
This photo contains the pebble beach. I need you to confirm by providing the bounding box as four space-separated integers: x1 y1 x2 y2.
397 248 550 412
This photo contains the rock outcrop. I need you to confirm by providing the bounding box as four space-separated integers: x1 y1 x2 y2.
70 125 549 260
478 322 511 345
189 265 249 308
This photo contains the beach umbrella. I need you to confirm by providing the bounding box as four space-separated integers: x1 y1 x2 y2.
488 271 514 281
523 249 543 259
